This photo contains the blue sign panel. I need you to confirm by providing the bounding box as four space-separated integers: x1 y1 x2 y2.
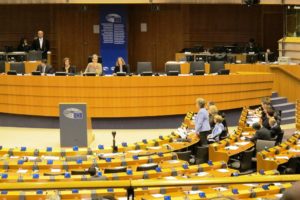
100 5 128 74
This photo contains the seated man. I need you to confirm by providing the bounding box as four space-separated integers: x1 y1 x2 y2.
36 59 54 74
248 122 272 142
269 117 281 138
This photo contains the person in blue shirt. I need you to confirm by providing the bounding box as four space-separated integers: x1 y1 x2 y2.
194 98 211 146
207 115 224 144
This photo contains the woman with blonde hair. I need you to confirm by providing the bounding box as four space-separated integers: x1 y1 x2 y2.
114 57 129 73
207 115 224 143
208 105 219 128
84 54 102 75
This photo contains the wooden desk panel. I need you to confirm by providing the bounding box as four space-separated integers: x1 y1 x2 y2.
0 73 273 117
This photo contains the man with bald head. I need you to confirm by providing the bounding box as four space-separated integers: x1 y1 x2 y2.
281 181 300 200
32 30 50 59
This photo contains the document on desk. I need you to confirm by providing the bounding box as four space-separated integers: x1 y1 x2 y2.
275 156 289 160
225 145 239 150
17 169 28 174
164 176 177 180
127 150 143 154
195 172 209 177
152 194 164 198
289 149 300 153
216 169 229 173
235 142 250 146
147 146 162 150
185 190 204 195
242 132 250 136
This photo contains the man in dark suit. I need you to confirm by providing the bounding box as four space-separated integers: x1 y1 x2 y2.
269 117 283 144
248 122 272 142
31 30 50 59
36 59 54 74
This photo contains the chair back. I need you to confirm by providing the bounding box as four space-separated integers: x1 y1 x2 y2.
104 166 127 174
136 163 158 171
209 61 225 74
165 63 181 74
0 61 5 73
137 62 152 74
195 145 209 164
190 61 205 74
175 150 191 162
256 139 276 152
10 62 25 74
240 148 255 171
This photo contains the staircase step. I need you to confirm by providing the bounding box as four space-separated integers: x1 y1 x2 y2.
281 116 295 125
271 92 278 98
273 102 295 111
271 97 288 105
281 109 296 118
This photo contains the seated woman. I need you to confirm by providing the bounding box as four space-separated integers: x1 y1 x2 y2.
84 54 102 75
208 104 219 128
207 115 224 144
114 57 128 74
61 57 76 74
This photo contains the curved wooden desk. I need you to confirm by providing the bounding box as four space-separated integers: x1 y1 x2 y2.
0 73 273 117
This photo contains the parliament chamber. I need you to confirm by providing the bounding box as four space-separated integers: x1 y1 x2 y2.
1 0 300 200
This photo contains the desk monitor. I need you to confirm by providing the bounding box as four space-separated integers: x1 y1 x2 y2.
167 70 179 76
116 72 126 76
7 52 27 62
84 72 96 76
195 55 206 62
185 55 194 62
55 72 67 76
141 71 153 76
192 45 204 53
258 52 276 62
212 45 226 53
193 70 205 76
224 46 237 54
32 71 41 76
218 69 230 75
213 53 227 62
7 70 17 75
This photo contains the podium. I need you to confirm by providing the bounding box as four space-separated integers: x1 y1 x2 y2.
59 103 94 147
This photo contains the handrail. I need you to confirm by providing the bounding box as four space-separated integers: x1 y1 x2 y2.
0 175 300 191
270 66 300 82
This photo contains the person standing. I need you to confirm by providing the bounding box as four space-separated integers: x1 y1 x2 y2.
32 30 50 59
194 98 211 146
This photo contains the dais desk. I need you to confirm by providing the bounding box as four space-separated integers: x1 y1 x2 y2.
0 73 273 117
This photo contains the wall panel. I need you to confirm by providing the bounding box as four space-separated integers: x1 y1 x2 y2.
0 4 283 72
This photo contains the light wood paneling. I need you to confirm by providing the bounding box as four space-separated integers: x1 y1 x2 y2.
226 63 300 103
0 73 273 117
0 4 284 72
